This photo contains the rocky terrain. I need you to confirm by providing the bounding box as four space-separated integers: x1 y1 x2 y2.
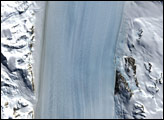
1 1 37 119
114 1 163 119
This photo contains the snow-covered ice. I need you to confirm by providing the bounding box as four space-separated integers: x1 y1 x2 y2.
1 1 37 119
114 1 163 119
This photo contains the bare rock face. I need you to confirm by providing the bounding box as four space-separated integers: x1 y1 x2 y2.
132 102 146 119
124 56 139 88
115 70 133 101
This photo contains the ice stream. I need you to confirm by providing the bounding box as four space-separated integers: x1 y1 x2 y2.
35 1 124 119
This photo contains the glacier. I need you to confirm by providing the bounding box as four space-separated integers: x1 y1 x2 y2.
35 1 124 119
2 1 162 119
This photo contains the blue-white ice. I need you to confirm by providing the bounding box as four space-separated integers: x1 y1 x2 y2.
35 1 124 119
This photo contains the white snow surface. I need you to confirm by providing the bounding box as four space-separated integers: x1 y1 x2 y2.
115 1 163 119
1 1 37 119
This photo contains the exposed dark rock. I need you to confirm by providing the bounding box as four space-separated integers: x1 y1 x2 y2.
137 29 143 39
135 78 139 87
18 100 28 108
124 56 139 88
17 59 24 64
159 73 163 84
125 57 135 69
132 103 146 119
144 62 152 73
16 35 28 42
18 11 24 15
1 81 10 87
13 107 20 111
114 70 133 101
2 44 26 50
127 39 135 52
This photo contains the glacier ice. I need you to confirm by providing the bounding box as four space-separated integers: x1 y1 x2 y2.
35 1 124 119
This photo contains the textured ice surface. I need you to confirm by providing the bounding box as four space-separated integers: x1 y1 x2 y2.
35 1 124 119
